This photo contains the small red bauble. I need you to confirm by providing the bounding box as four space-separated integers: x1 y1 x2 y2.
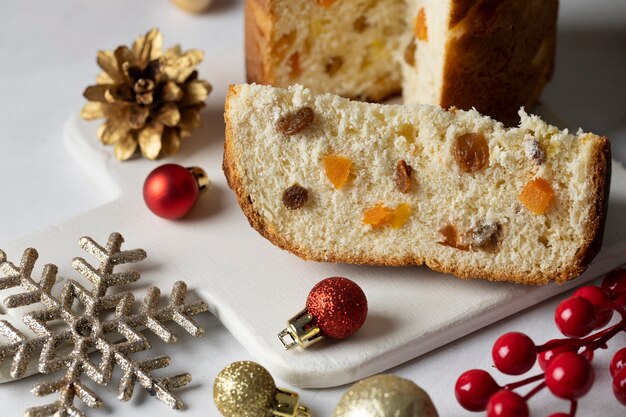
306 277 368 339
555 297 596 337
545 352 594 399
143 164 209 219
278 277 368 349
455 369 501 412
486 390 528 417
492 332 536 375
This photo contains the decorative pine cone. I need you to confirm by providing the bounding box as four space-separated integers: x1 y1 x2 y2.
80 28 212 161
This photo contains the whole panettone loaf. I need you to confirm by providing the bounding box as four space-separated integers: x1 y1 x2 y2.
223 84 610 285
245 0 558 123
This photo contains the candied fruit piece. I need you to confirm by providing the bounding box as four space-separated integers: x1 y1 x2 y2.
315 0 339 7
390 203 411 229
362 203 392 228
395 160 413 193
274 31 296 63
471 223 502 252
518 178 555 215
276 107 315 135
439 224 469 251
404 38 416 66
454 133 489 173
414 8 428 41
288 52 301 78
354 15 369 33
282 185 308 210
323 155 353 189
325 56 343 76
363 203 411 229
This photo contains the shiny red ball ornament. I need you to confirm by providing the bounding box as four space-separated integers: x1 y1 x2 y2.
278 277 367 349
306 277 368 339
143 164 209 219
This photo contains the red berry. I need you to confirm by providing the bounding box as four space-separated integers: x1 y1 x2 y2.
555 297 596 337
538 340 577 371
613 367 626 406
611 347 626 378
602 269 626 300
455 369 500 411
492 332 536 375
547 414 569 417
573 286 613 328
545 352 594 399
486 390 529 417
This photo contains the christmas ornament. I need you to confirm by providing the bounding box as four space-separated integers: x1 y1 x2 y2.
455 269 626 416
213 361 310 417
333 374 438 417
171 0 213 14
278 277 367 349
0 232 209 416
143 164 209 219
80 28 212 161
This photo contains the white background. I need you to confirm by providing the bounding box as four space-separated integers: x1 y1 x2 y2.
0 0 625 416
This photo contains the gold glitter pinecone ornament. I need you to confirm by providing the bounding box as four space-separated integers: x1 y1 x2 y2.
81 28 212 161
333 375 439 417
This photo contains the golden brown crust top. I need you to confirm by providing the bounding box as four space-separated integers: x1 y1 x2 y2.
441 0 559 124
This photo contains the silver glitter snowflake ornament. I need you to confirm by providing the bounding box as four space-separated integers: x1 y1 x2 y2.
0 232 209 416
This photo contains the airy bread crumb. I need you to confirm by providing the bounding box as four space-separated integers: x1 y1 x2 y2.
224 84 611 285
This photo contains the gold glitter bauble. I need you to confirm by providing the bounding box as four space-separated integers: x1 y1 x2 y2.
171 0 213 14
333 375 439 417
214 361 276 417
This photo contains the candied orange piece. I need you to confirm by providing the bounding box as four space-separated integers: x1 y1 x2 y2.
414 8 428 41
323 155 353 189
315 0 339 8
518 178 555 215
362 203 393 228
390 203 411 229
288 52 301 78
363 203 411 229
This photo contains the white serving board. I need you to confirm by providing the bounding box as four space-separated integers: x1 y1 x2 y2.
0 80 625 389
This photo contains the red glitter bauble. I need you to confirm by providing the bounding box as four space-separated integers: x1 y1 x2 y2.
306 277 368 340
143 164 200 219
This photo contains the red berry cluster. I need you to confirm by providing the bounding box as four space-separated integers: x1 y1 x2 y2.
455 269 626 416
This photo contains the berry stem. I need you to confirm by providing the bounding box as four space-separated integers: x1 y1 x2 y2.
569 400 578 416
503 373 544 390
523 381 546 400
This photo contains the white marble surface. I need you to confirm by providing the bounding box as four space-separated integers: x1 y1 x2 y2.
0 0 625 416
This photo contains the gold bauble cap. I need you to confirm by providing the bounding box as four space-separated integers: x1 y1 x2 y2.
333 375 439 417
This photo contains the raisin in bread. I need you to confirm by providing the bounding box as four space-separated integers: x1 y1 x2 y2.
223 84 610 285
245 0 558 124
